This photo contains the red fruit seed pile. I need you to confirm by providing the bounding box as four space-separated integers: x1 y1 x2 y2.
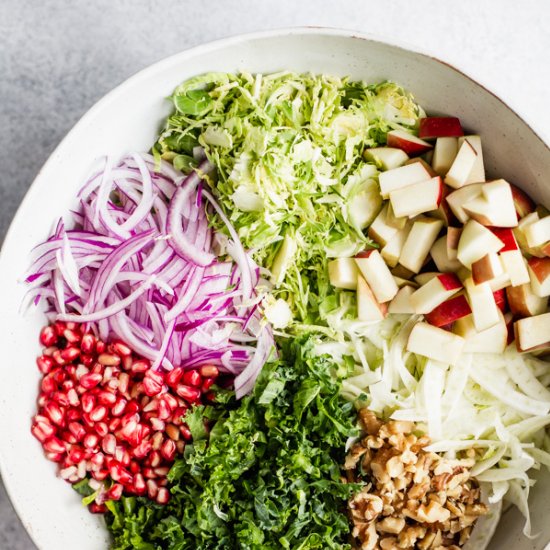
31 322 218 513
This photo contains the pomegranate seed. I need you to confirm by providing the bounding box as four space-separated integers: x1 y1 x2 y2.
36 355 55 374
108 417 121 431
142 399 158 413
31 421 55 442
115 446 131 467
110 397 128 417
125 400 140 415
111 341 132 357
142 467 157 479
120 416 139 442
83 433 99 449
157 399 172 420
44 401 65 426
37 394 48 407
148 450 161 467
129 460 140 474
66 409 82 422
65 365 77 379
60 466 77 480
92 469 109 481
52 322 67 336
67 388 80 406
81 393 96 414
205 390 216 402
150 418 165 431
176 384 201 404
89 452 105 469
63 329 81 344
154 466 170 477
97 353 121 366
132 439 152 459
118 373 130 394
171 407 187 425
109 463 133 485
75 364 89 379
41 376 57 395
163 393 178 410
143 377 164 397
52 350 66 366
89 405 107 422
67 446 85 464
68 422 86 441
146 479 159 500
80 373 102 389
165 368 183 387
102 434 116 455
61 431 78 444
89 502 107 514
45 451 65 462
96 340 106 354
182 370 202 387
201 378 215 392
44 436 66 454
165 424 180 441
79 333 96 354
156 487 170 505
129 382 144 400
105 484 124 501
133 473 146 494
176 441 186 454
42 346 57 356
61 346 80 362
151 433 163 451
160 439 176 461
91 362 105 375
52 391 70 407
95 422 109 438
81 354 95 367
40 326 58 347
180 425 192 441
77 461 87 479
199 365 219 378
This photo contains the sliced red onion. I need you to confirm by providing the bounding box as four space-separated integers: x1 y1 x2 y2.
25 153 274 397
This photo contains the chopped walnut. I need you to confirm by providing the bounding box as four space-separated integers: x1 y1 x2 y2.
345 409 487 549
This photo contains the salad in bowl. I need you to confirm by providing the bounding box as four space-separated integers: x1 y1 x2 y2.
3 36 550 549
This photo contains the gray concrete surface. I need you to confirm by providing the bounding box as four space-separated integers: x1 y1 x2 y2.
1 1 548 548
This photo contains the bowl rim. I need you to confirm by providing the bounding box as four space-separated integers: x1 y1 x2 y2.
1 25 549 549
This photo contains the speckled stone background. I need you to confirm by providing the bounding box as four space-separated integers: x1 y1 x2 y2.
1 0 549 548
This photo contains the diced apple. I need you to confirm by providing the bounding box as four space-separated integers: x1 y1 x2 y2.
405 157 438 177
514 212 546 257
528 257 550 297
368 204 399 246
515 312 550 351
414 272 440 286
506 283 548 317
389 176 443 218
488 272 511 292
364 147 409 170
407 322 465 365
378 162 432 199
425 294 471 327
328 258 358 290
464 277 500 331
388 285 415 314
510 183 535 219
457 220 505 268
504 312 515 345
541 241 550 257
432 137 458 176
431 236 462 272
500 250 530 286
471 253 504 284
393 275 417 288
386 130 433 156
445 139 478 189
458 135 485 184
385 202 409 230
489 227 518 251
427 184 455 226
453 310 507 354
446 184 484 223
462 180 518 228
381 225 411 268
524 216 550 248
391 264 417 281
400 218 444 273
355 249 399 303
446 227 462 261
410 273 462 314
419 117 464 139
357 276 388 322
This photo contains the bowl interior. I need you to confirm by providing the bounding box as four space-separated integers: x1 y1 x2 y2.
1 29 549 550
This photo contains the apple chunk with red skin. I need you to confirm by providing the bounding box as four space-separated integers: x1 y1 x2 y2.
407 322 465 366
528 257 550 297
506 283 548 317
464 277 501 331
354 249 399 303
328 258 359 290
490 227 530 286
445 139 478 189
510 183 535 219
419 117 464 139
386 130 433 156
471 252 504 285
399 217 444 273
378 162 432 199
389 177 444 219
515 312 550 352
410 273 462 314
457 220 504 269
357 276 388 322
462 180 518 228
388 285 415 314
425 294 471 327
453 310 508 354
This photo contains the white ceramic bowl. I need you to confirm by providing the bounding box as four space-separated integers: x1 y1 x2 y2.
1 28 549 550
